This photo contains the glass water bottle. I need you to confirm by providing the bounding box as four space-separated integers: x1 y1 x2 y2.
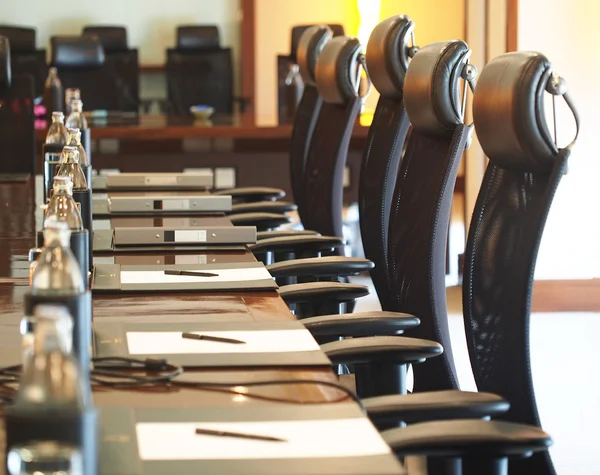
65 99 88 130
44 176 84 231
43 67 63 121
31 221 84 294
66 128 89 167
65 88 81 117
45 111 69 145
56 147 88 190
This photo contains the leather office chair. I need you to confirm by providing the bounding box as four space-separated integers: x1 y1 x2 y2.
463 51 579 475
51 35 116 112
82 26 139 113
0 25 47 98
0 36 36 176
166 26 237 116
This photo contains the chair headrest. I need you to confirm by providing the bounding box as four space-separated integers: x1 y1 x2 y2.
0 37 11 89
82 26 128 52
297 25 333 87
473 51 560 172
177 26 220 51
366 15 415 99
51 35 105 68
315 36 362 105
404 40 470 137
290 24 344 59
0 26 35 53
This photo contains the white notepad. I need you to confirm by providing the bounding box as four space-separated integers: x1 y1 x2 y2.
126 329 320 355
136 419 391 460
120 267 272 284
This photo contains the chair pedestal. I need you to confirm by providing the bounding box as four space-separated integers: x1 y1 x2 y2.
354 363 406 398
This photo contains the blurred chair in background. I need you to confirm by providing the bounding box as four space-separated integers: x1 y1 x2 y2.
82 26 139 113
0 25 47 98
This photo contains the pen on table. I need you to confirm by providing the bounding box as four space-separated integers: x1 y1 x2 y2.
195 428 287 442
181 332 246 344
164 269 219 278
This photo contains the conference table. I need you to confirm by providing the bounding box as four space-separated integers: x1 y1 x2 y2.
0 178 403 474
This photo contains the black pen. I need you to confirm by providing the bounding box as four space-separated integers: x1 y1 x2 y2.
181 332 246 344
164 269 219 278
195 428 287 442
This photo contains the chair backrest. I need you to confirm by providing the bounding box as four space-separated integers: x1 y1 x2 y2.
82 26 139 112
290 24 344 61
387 40 474 392
302 36 363 239
464 51 577 475
359 15 415 310
0 25 47 97
291 25 333 221
51 35 121 111
0 37 35 175
166 25 233 115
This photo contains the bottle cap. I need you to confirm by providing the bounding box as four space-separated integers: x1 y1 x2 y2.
51 111 65 119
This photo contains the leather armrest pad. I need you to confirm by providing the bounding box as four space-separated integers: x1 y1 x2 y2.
214 186 286 202
228 212 290 230
231 201 297 214
320 336 443 365
363 390 509 426
249 235 344 254
257 230 319 240
267 256 373 278
301 311 420 337
278 281 369 305
381 419 552 458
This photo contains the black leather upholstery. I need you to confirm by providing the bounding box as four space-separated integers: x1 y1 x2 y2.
82 26 128 52
230 201 297 214
473 51 557 172
0 27 46 98
387 40 472 392
302 36 362 242
302 311 420 338
290 24 344 61
297 26 333 87
464 51 573 475
267 256 373 278
382 419 552 458
0 37 11 89
249 235 343 254
359 16 414 310
177 26 220 51
366 15 414 98
365 390 509 426
321 336 443 365
404 40 469 137
227 212 290 231
279 282 369 306
256 230 318 240
213 186 285 202
51 36 105 68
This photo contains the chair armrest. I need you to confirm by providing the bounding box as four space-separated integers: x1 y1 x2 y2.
267 257 373 279
381 419 552 459
249 235 344 255
278 282 369 306
364 391 509 428
228 212 290 231
320 336 443 366
231 201 297 215
301 311 421 338
257 230 319 240
213 186 286 203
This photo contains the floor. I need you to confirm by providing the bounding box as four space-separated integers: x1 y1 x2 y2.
352 276 600 475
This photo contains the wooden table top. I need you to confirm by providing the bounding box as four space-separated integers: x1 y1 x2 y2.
0 178 345 407
35 113 370 141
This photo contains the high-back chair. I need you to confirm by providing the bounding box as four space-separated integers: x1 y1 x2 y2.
0 25 47 97
385 39 477 393
166 25 235 116
82 26 139 112
0 36 35 176
51 35 114 111
463 51 579 475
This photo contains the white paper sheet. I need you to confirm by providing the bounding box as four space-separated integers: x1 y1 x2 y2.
136 418 390 460
174 230 207 242
162 199 190 210
120 267 272 285
126 329 320 355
